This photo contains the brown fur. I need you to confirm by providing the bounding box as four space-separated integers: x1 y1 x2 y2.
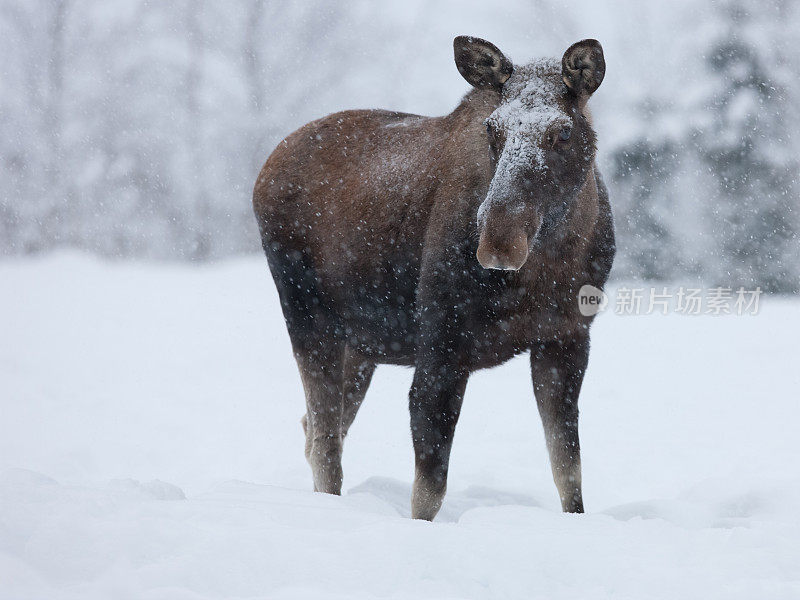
253 37 615 519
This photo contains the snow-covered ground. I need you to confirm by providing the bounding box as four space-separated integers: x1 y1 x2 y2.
1 253 798 599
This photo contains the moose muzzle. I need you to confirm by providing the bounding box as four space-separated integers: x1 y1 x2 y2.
476 225 530 270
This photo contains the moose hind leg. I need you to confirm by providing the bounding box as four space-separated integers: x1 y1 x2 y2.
531 336 589 513
341 347 376 439
263 240 347 495
297 345 346 495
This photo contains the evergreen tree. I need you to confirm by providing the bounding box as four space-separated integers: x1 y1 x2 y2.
611 137 681 281
697 0 800 292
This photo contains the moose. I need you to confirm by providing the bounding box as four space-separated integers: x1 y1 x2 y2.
253 36 615 520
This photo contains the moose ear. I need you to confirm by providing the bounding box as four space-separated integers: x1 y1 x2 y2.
562 39 605 99
454 36 513 90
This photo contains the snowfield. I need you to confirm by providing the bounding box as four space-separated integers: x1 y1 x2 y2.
1 253 799 599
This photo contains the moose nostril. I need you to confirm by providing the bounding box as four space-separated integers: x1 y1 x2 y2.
476 245 498 269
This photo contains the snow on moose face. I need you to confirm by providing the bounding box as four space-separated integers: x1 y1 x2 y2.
453 36 605 270
478 60 596 268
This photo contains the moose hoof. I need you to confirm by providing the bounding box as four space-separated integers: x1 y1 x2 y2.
411 478 446 521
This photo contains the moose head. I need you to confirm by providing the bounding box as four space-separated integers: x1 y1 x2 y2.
454 36 606 270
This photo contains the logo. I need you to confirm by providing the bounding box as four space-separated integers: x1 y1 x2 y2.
577 284 608 316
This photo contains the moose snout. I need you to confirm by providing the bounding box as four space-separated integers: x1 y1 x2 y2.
476 226 529 270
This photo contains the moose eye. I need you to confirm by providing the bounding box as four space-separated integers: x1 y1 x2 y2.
558 125 572 142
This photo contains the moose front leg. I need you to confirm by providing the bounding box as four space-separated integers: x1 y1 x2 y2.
409 359 469 521
531 334 590 513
